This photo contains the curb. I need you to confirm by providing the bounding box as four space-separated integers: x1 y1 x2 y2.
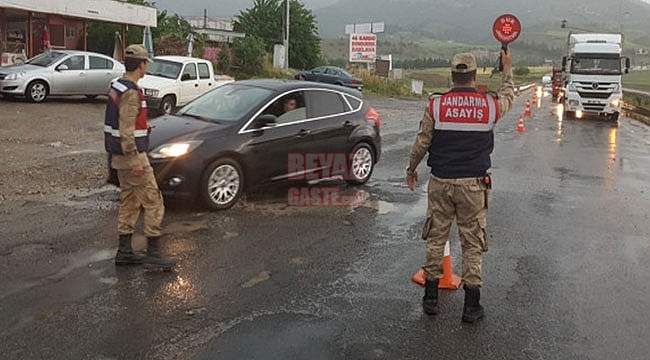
623 108 650 126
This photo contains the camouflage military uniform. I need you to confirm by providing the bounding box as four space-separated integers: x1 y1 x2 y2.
407 53 515 288
111 89 164 238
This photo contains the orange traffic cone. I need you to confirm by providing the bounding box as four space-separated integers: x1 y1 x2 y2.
411 241 462 290
412 268 426 286
524 100 531 117
516 115 526 132
438 241 462 289
532 92 537 103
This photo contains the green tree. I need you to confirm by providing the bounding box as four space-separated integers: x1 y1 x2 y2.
232 36 266 76
217 45 233 74
237 0 321 70
86 1 204 57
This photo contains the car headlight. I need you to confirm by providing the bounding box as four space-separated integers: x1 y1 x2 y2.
5 72 26 80
610 98 621 108
144 88 159 97
150 140 203 159
568 100 579 106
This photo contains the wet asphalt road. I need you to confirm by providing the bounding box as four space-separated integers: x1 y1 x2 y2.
2 90 650 359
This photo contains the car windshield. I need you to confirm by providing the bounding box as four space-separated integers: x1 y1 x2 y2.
146 59 182 79
176 84 274 123
25 51 68 67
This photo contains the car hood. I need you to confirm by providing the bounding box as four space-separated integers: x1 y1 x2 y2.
139 75 176 89
148 114 231 148
0 63 46 74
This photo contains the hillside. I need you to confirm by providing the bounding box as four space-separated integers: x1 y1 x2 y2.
314 0 650 65
313 0 649 42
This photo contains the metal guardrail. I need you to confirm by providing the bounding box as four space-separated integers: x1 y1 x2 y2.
622 89 650 125
622 103 650 125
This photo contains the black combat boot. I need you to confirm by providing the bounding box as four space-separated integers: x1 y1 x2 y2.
115 234 144 265
462 284 485 323
142 236 178 270
422 278 439 315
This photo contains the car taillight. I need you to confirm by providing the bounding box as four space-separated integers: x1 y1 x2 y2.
350 79 358 83
365 106 381 129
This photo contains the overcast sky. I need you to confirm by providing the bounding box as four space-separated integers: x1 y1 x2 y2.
153 0 338 18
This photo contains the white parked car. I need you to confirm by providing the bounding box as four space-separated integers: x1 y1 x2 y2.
0 50 125 102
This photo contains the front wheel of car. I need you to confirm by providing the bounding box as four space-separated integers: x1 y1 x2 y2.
26 81 48 103
160 95 175 115
200 158 244 210
346 143 375 185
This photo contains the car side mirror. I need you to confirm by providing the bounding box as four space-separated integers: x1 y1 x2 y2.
181 73 191 81
253 114 277 128
57 64 69 71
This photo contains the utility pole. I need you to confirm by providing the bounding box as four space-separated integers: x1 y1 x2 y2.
284 0 290 69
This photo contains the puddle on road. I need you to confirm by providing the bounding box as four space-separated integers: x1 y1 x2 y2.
47 248 115 281
165 219 209 233
363 199 396 214
242 271 271 288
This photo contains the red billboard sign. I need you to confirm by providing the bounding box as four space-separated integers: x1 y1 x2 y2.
349 33 377 63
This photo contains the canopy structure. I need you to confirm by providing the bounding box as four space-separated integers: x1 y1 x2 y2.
0 0 157 27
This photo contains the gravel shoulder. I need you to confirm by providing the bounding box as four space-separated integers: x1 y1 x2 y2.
0 96 110 203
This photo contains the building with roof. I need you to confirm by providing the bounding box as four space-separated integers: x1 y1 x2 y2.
0 0 156 65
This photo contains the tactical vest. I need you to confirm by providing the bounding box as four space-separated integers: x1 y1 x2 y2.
426 88 500 179
104 79 149 155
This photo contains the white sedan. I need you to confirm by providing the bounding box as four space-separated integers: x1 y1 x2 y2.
0 50 125 103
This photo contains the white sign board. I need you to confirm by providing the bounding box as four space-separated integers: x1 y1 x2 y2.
349 33 377 63
355 23 372 33
372 22 385 33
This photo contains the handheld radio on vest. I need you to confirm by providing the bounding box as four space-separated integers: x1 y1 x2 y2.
492 14 521 72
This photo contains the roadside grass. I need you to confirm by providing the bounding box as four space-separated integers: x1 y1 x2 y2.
623 70 650 92
353 66 552 97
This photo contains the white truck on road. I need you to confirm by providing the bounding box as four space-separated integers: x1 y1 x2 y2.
139 56 234 115
560 33 630 121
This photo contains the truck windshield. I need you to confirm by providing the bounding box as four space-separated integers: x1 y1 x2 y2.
146 59 182 79
176 84 274 123
571 55 621 75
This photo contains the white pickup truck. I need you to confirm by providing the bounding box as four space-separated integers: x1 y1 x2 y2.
139 55 234 115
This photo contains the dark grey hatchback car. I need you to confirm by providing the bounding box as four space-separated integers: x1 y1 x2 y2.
141 79 381 210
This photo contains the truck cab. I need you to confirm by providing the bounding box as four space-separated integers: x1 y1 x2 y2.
138 56 234 115
561 33 630 121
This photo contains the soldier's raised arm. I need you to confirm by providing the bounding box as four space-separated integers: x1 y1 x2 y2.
497 49 515 118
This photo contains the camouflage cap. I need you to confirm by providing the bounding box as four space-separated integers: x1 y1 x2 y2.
125 44 153 63
450 52 477 73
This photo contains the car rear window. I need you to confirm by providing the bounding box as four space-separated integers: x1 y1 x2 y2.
308 90 347 118
90 56 113 70
344 95 362 111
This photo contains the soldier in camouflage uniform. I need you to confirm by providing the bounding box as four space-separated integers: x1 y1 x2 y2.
104 44 177 270
406 50 514 322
